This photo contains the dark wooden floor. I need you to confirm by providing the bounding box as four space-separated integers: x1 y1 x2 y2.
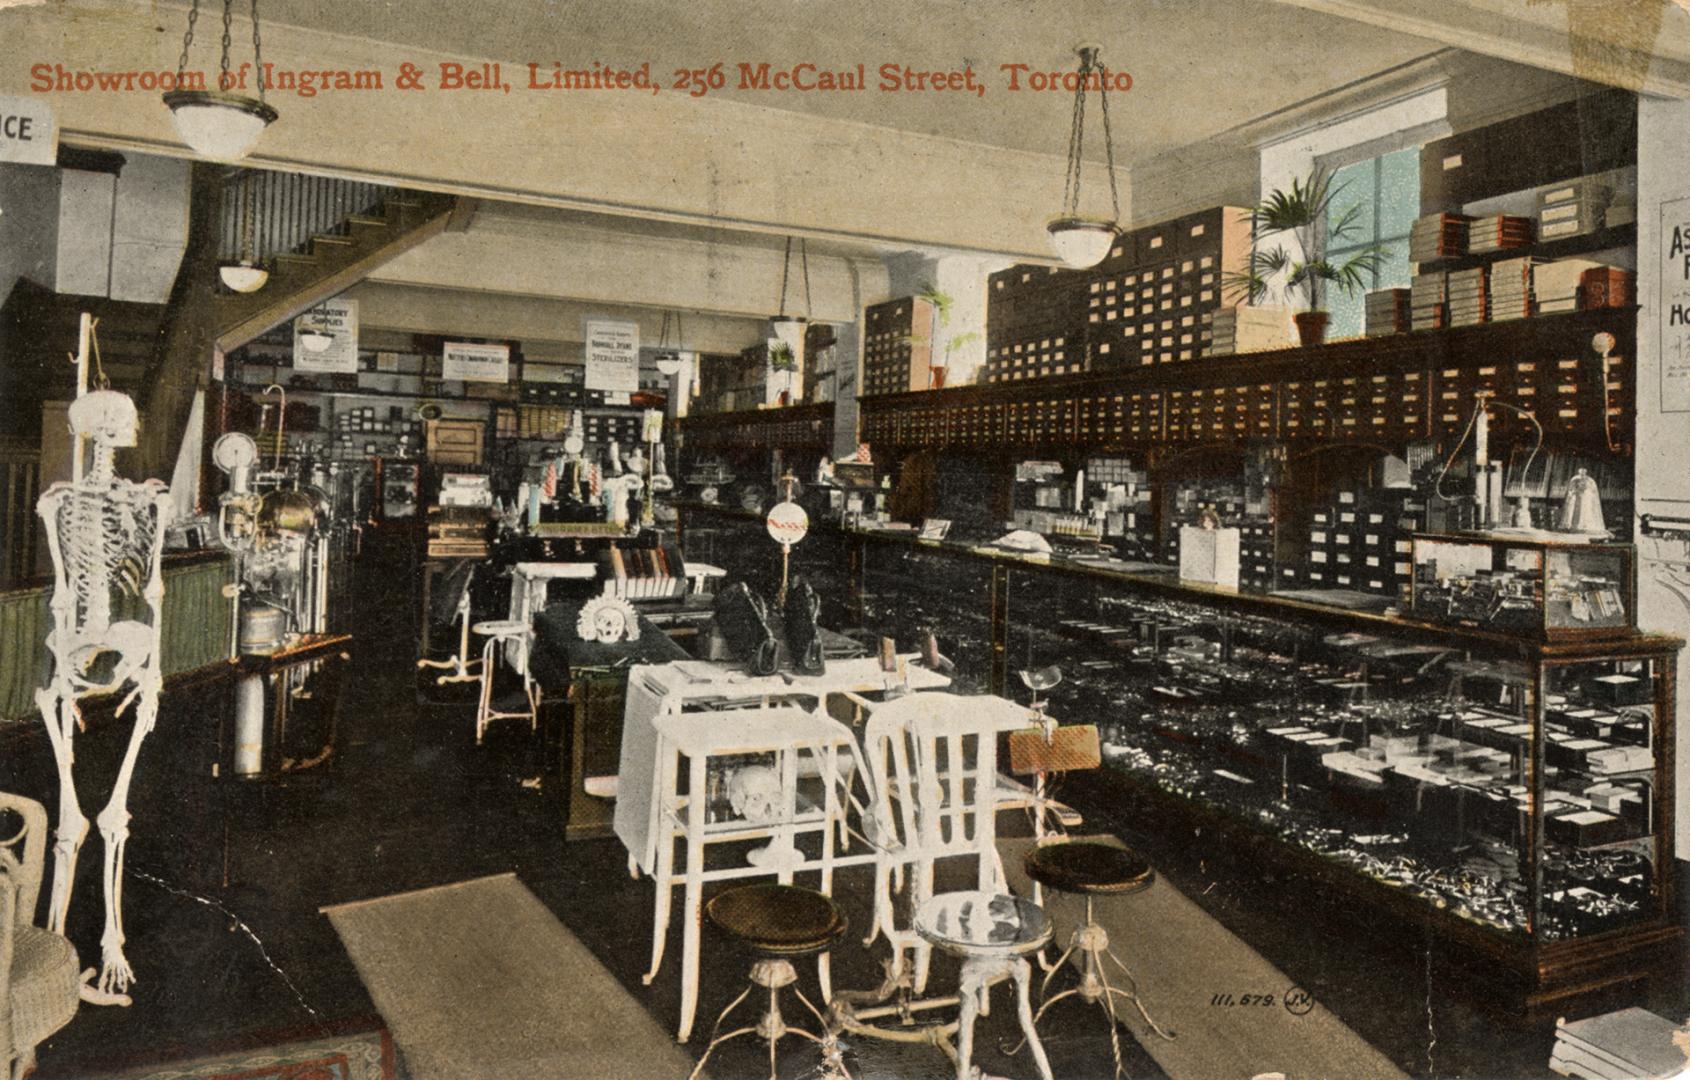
4 532 1687 1078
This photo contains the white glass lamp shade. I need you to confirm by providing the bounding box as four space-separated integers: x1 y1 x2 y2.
219 259 269 293
1047 217 1119 269
654 352 683 376
163 90 278 161
298 328 334 353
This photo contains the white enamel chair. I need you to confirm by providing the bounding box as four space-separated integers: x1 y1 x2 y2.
858 692 1024 994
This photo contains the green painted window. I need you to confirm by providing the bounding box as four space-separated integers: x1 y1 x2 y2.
1324 147 1418 339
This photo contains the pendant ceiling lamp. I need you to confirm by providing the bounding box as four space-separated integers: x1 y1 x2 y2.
771 236 812 347
219 169 269 292
1047 44 1122 270
654 310 686 375
163 0 278 161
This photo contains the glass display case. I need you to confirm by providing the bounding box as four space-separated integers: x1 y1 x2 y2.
1410 533 1635 640
673 502 1680 1014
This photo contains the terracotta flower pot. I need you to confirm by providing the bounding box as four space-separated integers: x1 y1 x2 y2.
1294 311 1330 348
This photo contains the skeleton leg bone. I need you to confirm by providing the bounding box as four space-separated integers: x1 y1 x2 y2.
36 686 88 938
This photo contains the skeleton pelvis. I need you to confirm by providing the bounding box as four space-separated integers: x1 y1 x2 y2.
63 621 154 693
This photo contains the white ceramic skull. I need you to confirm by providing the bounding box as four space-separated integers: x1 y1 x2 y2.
68 390 139 448
727 764 782 823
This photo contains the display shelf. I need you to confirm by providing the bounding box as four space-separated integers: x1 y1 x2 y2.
678 401 835 453
1415 223 1637 274
673 501 1673 663
859 307 1636 453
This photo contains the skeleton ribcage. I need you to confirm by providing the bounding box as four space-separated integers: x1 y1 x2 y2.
53 483 160 637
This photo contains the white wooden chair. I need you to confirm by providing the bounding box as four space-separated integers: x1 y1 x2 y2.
1 793 79 1080
858 692 1023 993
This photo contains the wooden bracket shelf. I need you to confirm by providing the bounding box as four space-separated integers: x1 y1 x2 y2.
678 401 835 452
858 307 1637 454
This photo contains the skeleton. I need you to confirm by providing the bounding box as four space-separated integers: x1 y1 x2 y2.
34 389 173 1007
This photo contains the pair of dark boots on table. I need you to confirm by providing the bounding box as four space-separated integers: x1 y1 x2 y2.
712 577 825 677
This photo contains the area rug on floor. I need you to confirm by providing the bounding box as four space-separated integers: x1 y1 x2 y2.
1000 834 1409 1080
95 1027 395 1079
323 872 699 1079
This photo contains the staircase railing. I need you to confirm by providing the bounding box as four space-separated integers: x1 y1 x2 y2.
218 170 396 264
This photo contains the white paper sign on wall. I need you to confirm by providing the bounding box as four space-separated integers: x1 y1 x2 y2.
442 341 511 383
1661 196 1690 413
293 298 359 374
0 95 56 165
584 318 640 392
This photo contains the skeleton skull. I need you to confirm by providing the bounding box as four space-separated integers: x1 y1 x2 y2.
727 765 782 823
68 390 139 448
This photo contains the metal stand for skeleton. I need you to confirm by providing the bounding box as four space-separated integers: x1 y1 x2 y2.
34 318 172 1006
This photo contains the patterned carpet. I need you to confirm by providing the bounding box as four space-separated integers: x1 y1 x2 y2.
95 1027 395 1080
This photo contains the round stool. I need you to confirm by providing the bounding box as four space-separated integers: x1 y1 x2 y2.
688 884 848 1080
915 891 1055 1080
1022 841 1174 1079
471 620 537 745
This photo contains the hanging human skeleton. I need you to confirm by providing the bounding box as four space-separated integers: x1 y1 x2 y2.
35 343 173 1006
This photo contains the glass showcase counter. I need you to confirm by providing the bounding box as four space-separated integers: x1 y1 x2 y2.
675 503 1681 1015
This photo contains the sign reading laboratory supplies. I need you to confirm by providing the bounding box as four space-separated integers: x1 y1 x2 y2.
442 341 511 383
584 319 640 393
292 299 359 374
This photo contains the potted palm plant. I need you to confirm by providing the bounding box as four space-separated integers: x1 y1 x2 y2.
912 283 980 389
1224 168 1385 347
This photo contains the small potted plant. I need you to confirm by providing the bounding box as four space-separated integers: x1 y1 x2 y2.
912 283 980 389
1224 168 1385 347
767 340 798 405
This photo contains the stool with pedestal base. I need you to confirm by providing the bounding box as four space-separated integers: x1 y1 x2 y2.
1019 841 1175 1079
687 883 848 1080
471 619 537 744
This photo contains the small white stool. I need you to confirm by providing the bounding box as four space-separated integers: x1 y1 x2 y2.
472 619 538 744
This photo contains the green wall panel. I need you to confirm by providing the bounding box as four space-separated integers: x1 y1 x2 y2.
0 556 234 726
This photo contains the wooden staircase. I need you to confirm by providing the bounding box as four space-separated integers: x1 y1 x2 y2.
212 188 463 353
0 166 466 476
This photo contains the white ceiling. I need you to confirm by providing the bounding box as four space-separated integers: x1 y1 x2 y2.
238 0 1446 162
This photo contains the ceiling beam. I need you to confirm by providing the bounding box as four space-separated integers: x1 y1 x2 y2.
1268 0 1690 98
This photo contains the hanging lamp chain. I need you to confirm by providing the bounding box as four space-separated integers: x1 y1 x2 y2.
1097 60 1121 223
251 0 267 102
176 0 201 81
800 238 812 320
778 236 793 318
1060 47 1120 224
219 0 234 85
1061 51 1089 218
240 169 258 261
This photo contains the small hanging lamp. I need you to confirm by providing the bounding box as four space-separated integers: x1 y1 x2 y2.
1046 45 1123 270
768 237 812 404
219 169 269 292
163 0 278 161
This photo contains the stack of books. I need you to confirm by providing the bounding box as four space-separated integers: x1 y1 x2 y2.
1580 266 1635 309
1536 258 1609 315
1490 256 1545 321
1410 212 1472 262
1364 288 1411 337
1208 306 1293 356
1410 270 1448 331
1540 178 1612 242
1548 1007 1690 1079
1447 266 1489 327
1468 214 1534 253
